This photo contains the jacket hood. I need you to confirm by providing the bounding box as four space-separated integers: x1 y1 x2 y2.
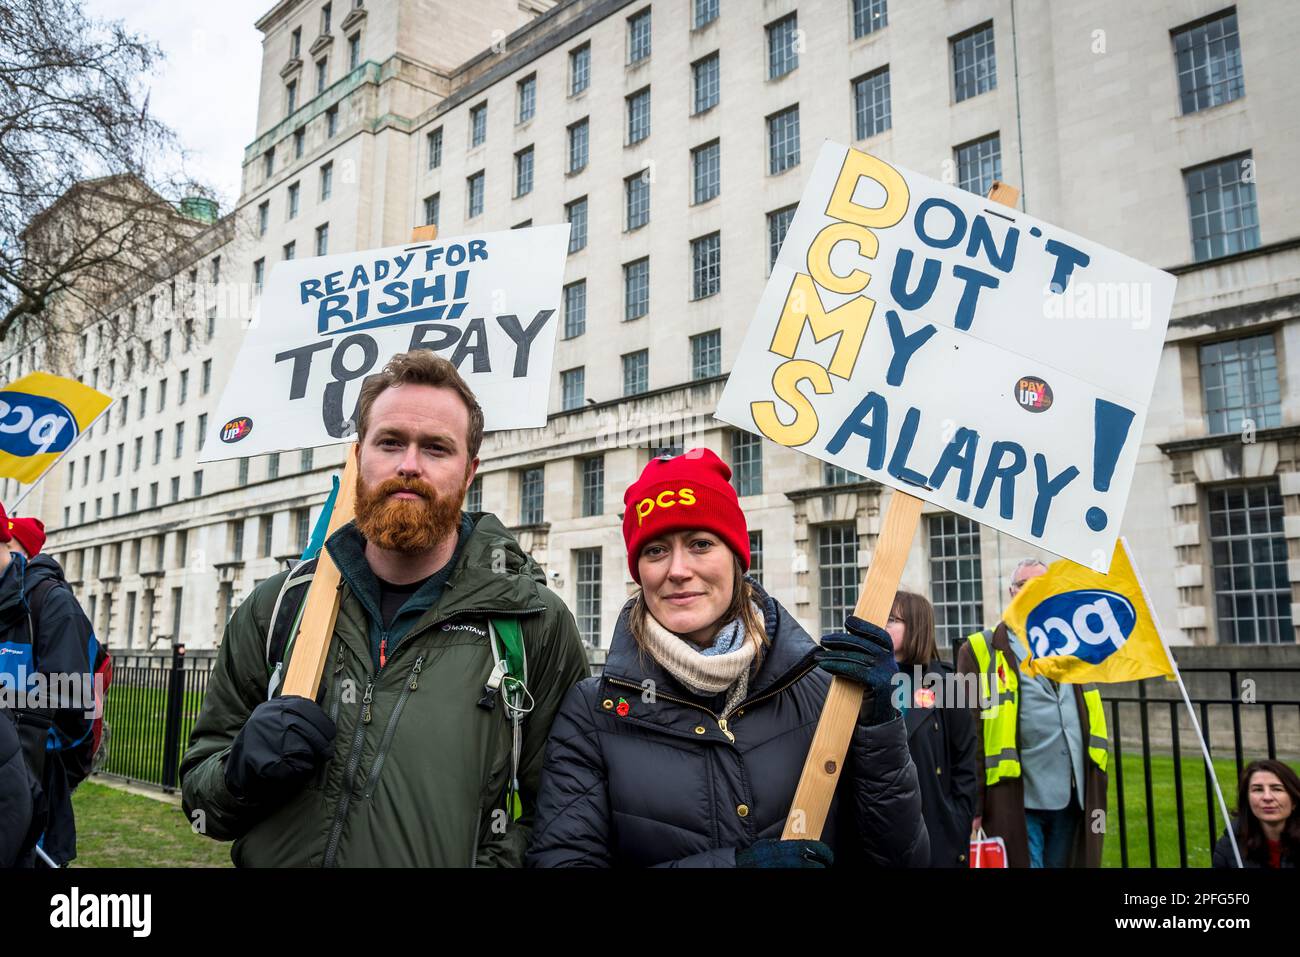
0 553 65 618
602 577 819 704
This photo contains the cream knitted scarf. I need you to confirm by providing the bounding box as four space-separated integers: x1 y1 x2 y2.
640 607 761 718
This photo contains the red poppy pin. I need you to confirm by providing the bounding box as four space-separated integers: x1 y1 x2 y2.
616 697 630 717
914 688 936 709
997 662 1007 686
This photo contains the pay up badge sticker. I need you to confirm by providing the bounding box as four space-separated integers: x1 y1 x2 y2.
201 224 570 462
715 142 1176 570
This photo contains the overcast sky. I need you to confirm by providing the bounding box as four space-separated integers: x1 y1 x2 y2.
83 0 269 211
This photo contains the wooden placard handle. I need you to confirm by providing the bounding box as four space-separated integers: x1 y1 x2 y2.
780 181 1019 840
280 224 438 698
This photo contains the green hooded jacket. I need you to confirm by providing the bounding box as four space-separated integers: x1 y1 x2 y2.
180 513 591 867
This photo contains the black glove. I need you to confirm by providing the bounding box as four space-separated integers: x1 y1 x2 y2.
816 615 899 726
225 696 336 806
736 838 834 869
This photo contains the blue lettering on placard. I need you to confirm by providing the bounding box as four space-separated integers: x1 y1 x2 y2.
0 391 78 457
1026 589 1136 664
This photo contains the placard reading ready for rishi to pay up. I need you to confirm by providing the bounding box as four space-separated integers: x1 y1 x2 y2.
202 223 570 462
716 142 1176 570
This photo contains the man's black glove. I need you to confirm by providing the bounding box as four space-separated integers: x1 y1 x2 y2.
816 616 899 726
224 696 336 806
736 838 834 869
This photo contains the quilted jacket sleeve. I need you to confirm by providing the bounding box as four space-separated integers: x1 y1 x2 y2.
525 679 613 867
843 713 930 866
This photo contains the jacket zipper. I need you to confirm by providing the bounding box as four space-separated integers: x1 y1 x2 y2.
362 656 424 799
606 662 817 744
322 672 376 868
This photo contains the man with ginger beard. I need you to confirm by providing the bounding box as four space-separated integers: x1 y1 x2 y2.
181 350 590 867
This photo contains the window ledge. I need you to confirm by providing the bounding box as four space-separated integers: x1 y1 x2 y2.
785 480 879 503
1158 425 1300 456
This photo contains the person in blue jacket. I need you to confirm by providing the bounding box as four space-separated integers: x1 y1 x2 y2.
527 450 928 868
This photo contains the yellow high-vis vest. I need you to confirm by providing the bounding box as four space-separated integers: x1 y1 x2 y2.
965 629 1109 787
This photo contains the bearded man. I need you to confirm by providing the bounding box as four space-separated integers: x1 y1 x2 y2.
181 351 590 867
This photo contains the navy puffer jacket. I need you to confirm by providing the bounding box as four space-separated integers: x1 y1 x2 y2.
527 582 929 867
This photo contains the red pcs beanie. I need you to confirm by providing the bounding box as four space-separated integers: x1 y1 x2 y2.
8 517 44 556
0 503 10 544
622 448 749 583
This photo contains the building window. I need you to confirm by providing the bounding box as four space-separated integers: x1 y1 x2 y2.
581 456 604 517
132 436 142 470
293 127 305 159
426 127 442 169
261 516 273 556
625 170 650 230
955 133 1001 196
315 223 329 256
1173 10 1243 115
517 74 536 123
568 118 589 174
467 170 485 218
253 258 265 292
854 66 891 139
626 87 651 145
691 329 722 379
170 476 180 503
152 429 162 464
421 193 440 227
283 240 296 261
287 181 300 219
465 476 482 512
321 3 332 33
767 13 799 79
563 280 587 339
174 422 185 458
748 530 764 586
627 8 651 64
320 161 333 200
853 0 888 38
290 26 302 57
238 457 249 486
824 463 861 486
257 201 269 236
267 452 280 480
197 413 207 450
263 149 275 182
1208 482 1293 644
767 204 797 273
818 524 859 634
693 52 720 114
570 43 591 95
315 58 328 93
575 548 602 646
694 0 719 29
1184 153 1259 262
566 197 588 253
294 508 311 552
624 257 649 320
623 350 649 396
193 470 203 497
520 467 544 524
347 32 361 70
692 140 720 204
691 232 722 300
1200 332 1281 435
732 431 762 496
286 79 298 116
515 146 534 197
928 513 984 649
952 22 996 102
767 105 800 174
301 447 314 470
470 103 487 147
561 367 585 411
326 106 338 137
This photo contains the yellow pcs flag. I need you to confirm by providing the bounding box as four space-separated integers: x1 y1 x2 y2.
1003 538 1174 684
0 372 112 485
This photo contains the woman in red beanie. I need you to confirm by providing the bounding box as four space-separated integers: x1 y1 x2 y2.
527 448 928 868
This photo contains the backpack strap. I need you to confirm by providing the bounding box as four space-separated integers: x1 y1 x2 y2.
265 559 318 698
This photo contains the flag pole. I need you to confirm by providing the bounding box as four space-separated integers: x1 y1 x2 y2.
7 402 114 516
1123 536 1242 868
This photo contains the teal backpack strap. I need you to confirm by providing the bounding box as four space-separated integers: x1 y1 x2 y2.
489 617 530 822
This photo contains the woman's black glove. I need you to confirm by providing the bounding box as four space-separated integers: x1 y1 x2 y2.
736 838 834 868
224 696 336 806
815 616 899 726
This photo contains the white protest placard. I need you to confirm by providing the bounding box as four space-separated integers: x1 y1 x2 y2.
201 224 570 462
716 143 1176 570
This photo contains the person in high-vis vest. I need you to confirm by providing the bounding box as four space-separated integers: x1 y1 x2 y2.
955 558 1109 867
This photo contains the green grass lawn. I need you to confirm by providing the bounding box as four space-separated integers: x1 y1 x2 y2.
1104 753 1300 868
70 781 232 868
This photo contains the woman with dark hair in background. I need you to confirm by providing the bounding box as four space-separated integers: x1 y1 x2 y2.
1213 759 1299 868
887 591 978 867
